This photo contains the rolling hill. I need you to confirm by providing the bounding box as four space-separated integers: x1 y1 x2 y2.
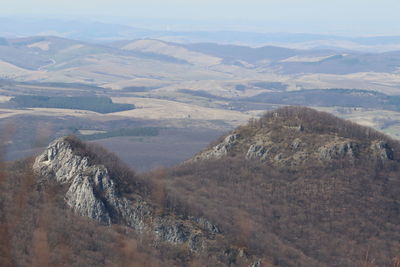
1 107 400 266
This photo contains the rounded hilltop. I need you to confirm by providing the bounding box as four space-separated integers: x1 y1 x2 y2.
192 106 398 167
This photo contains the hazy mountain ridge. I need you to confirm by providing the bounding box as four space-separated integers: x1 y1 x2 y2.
1 35 400 94
2 36 400 73
2 17 400 51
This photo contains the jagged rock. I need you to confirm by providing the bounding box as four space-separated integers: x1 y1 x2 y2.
246 144 268 160
193 217 221 234
33 137 150 229
370 141 394 161
195 134 240 160
33 136 219 251
154 218 205 250
318 141 358 161
190 107 398 172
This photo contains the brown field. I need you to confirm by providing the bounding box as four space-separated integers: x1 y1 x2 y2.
86 127 224 172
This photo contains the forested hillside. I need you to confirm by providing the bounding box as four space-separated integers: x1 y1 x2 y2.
1 107 400 266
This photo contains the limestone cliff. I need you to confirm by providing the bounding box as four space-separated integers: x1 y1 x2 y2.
33 136 218 250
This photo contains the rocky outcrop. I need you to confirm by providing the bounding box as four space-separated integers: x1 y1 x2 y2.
154 218 206 250
33 137 150 229
370 141 394 161
33 137 219 251
317 140 395 162
190 108 400 172
194 134 240 160
318 141 358 161
246 144 268 160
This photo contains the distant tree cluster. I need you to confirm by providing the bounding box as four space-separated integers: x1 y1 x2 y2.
11 95 135 114
248 88 400 111
122 86 158 92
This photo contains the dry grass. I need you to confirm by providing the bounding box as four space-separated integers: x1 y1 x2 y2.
122 39 222 66
293 72 400 95
111 97 251 125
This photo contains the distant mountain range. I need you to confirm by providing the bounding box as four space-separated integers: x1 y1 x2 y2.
1 36 400 79
1 35 400 101
1 17 400 52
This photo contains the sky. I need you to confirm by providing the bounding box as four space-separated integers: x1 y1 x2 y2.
0 0 399 35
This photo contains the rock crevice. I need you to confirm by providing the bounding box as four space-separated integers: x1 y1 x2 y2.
33 136 219 250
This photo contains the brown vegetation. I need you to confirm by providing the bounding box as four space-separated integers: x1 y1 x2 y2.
0 158 182 266
158 107 400 266
1 107 400 266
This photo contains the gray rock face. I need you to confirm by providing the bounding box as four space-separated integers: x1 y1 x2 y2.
370 141 394 161
195 134 240 160
154 218 206 250
246 144 268 160
318 141 358 161
33 137 219 251
194 217 221 234
33 137 149 229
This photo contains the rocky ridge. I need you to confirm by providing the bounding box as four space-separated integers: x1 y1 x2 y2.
24 107 400 266
191 107 396 167
33 136 219 250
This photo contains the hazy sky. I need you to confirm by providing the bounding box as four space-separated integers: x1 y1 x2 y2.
1 0 399 35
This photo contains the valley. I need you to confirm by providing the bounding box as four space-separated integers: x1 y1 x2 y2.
2 42 400 171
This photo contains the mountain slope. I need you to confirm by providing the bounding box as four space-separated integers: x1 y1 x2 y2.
2 106 400 266
192 106 397 165
30 135 259 266
164 107 400 266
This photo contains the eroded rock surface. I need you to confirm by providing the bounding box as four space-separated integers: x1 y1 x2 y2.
191 115 397 167
318 141 358 161
193 134 240 160
33 137 218 250
246 144 268 160
370 141 394 161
